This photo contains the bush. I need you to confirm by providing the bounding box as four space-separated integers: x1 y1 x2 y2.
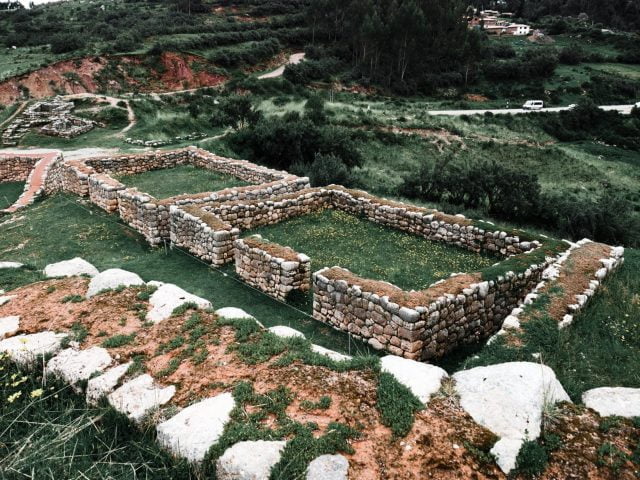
210 95 262 129
227 113 362 171
515 440 548 476
50 32 83 54
300 153 352 187
95 107 128 127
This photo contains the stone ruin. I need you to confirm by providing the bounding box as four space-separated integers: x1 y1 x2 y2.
1 98 96 146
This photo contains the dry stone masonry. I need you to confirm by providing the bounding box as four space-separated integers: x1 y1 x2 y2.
234 236 311 300
2 99 95 146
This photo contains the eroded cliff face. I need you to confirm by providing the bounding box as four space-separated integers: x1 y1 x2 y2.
0 52 226 104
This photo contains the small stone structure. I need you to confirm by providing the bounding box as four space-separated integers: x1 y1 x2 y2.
234 236 311 300
2 98 96 146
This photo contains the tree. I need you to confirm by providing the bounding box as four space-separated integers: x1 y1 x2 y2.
210 95 262 130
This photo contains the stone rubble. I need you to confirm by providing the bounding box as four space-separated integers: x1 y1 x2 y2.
380 355 448 404
0 331 67 366
44 257 99 278
216 440 287 480
306 454 349 480
0 315 20 339
146 283 211 323
86 268 145 298
453 362 571 473
582 387 640 418
86 362 132 405
156 392 235 462
46 346 112 387
108 374 176 423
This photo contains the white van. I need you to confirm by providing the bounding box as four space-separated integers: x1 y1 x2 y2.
522 100 544 110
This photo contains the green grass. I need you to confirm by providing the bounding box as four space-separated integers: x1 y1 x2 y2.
376 372 423 437
102 333 137 348
0 182 24 209
0 353 195 479
0 194 368 356
455 248 640 400
247 209 498 291
115 165 251 199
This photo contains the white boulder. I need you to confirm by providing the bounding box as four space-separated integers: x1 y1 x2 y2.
311 344 351 362
306 454 349 480
46 347 112 386
0 295 17 306
146 283 211 323
44 257 99 278
0 331 67 366
216 440 286 480
268 326 305 339
86 362 131 405
453 362 570 473
157 392 235 462
108 374 175 423
380 355 448 404
86 269 144 298
215 307 255 320
0 261 23 269
582 387 640 418
0 315 20 339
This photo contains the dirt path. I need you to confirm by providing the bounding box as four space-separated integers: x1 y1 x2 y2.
60 93 136 134
1 150 59 213
0 101 27 131
258 52 305 80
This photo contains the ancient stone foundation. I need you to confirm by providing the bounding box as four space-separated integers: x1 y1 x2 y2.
234 236 311 300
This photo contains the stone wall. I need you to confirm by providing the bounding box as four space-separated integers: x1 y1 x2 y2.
88 174 125 213
117 189 171 246
234 236 311 301
170 205 239 266
0 156 39 182
313 260 548 361
202 186 537 256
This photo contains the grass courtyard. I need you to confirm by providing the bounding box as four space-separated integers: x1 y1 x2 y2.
0 181 23 209
115 165 252 199
247 209 499 291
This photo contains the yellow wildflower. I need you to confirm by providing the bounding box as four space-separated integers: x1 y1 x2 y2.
7 391 22 403
30 389 44 398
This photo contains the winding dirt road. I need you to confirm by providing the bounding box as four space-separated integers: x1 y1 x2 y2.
258 53 305 80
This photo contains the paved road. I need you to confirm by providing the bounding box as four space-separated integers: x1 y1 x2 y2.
427 104 636 116
258 53 305 80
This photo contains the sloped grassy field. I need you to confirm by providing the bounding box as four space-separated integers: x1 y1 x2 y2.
0 181 23 209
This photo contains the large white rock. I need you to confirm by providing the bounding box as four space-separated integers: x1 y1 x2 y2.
86 269 144 298
146 283 211 323
0 315 20 339
86 362 131 405
0 331 67 366
215 307 255 320
46 347 112 386
157 392 235 462
108 374 175 423
453 362 570 473
582 387 640 418
0 295 17 306
311 344 352 362
268 325 305 339
216 440 286 480
380 355 448 404
0 261 23 269
306 454 349 480
44 257 99 278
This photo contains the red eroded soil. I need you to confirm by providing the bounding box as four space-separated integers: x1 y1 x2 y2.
1 277 638 479
0 53 226 105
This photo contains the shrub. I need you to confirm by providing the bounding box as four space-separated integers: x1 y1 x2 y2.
376 372 422 437
102 333 136 348
515 440 548 476
50 33 83 54
301 153 352 187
